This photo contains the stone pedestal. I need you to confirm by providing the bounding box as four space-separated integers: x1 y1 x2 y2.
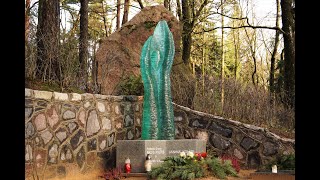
116 139 206 173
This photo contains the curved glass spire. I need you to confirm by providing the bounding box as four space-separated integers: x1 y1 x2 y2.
140 20 175 140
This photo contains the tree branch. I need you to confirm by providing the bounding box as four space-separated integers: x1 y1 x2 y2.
208 9 248 20
195 25 285 34
192 0 209 25
134 0 144 9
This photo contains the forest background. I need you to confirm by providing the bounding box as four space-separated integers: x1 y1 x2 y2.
24 0 295 138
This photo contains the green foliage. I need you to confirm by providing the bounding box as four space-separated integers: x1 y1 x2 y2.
144 21 157 29
149 155 238 180
205 157 238 179
262 153 295 171
117 75 144 95
148 156 206 180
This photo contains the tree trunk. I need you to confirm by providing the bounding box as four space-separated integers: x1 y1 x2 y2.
164 0 169 9
116 0 121 29
122 0 130 25
243 22 257 86
220 0 225 113
101 0 108 36
202 32 206 96
136 0 144 9
270 0 281 93
176 0 182 20
79 0 89 90
280 0 295 108
181 0 192 65
92 41 98 93
232 21 239 80
36 0 60 82
25 0 30 42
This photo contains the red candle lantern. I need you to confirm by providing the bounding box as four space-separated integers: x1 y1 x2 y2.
124 157 131 173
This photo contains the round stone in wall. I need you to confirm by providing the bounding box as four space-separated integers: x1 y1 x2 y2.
55 128 68 143
25 107 33 120
84 101 91 108
127 129 134 140
233 148 244 160
25 121 35 138
86 110 101 137
101 117 112 130
108 132 115 147
35 149 46 169
70 130 85 150
209 134 231 150
100 139 107 150
106 104 111 112
67 122 78 134
76 146 85 168
41 130 53 145
135 127 141 138
87 138 97 151
48 143 59 163
136 117 141 125
240 137 259 151
35 137 40 144
25 144 32 162
60 145 73 163
135 104 140 112
61 152 66 161
97 102 105 112
263 142 278 156
66 149 72 161
114 105 120 115
63 110 76 120
47 106 59 129
124 115 134 127
34 113 47 131
196 131 208 141
78 109 86 126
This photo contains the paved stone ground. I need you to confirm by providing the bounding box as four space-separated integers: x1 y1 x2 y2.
45 169 256 180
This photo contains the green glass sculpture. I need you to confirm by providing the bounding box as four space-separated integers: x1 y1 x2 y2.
140 20 175 140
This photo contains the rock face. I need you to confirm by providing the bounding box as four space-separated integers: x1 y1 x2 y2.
96 5 194 107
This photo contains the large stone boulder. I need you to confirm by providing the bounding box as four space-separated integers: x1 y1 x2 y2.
96 5 195 107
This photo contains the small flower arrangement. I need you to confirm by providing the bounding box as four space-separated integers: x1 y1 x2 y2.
180 151 207 160
194 152 207 160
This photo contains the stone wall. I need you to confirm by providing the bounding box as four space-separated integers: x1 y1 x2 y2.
173 103 295 168
25 89 295 179
25 88 143 179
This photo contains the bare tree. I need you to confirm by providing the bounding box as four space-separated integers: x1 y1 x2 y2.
181 0 209 64
122 0 130 25
101 0 108 36
136 0 144 9
25 0 30 42
281 0 295 108
164 0 169 9
79 0 89 90
220 0 225 112
36 0 61 82
270 0 281 94
116 0 121 29
176 0 182 20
